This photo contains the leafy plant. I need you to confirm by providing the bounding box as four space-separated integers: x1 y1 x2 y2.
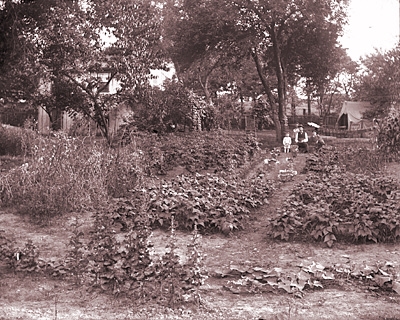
302 203 339 247
85 197 153 296
0 230 39 273
267 170 400 246
148 172 275 233
266 209 301 241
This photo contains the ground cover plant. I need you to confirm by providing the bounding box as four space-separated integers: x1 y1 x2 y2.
131 130 261 175
267 145 400 247
147 172 275 233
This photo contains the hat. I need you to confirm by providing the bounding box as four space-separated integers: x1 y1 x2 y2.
298 124 303 128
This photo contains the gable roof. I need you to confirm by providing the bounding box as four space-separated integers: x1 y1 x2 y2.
337 101 372 129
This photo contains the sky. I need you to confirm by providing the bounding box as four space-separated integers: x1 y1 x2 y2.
340 0 399 61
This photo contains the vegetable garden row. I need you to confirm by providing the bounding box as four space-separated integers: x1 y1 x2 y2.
1 125 400 310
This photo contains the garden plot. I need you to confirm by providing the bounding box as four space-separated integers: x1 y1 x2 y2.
1 132 400 319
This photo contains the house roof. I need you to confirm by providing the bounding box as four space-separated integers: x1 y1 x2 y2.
338 101 372 124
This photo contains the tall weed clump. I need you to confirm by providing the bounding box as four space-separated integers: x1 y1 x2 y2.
105 139 145 198
0 133 145 220
377 107 400 161
0 125 37 156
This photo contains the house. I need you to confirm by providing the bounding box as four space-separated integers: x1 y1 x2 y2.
37 70 128 136
289 99 319 116
37 65 172 136
0 99 36 127
337 101 373 130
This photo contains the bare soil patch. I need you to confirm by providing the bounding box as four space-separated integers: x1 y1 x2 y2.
1 152 400 319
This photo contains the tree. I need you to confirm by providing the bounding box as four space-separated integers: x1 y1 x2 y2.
165 0 349 140
1 0 163 142
314 55 359 124
297 46 357 123
165 0 245 105
0 0 54 103
354 47 400 119
285 20 351 121
229 0 349 140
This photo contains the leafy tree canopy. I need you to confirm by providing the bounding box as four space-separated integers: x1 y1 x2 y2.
25 0 164 141
0 0 57 102
354 47 400 119
165 0 349 140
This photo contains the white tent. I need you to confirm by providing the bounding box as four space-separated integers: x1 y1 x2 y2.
337 101 372 130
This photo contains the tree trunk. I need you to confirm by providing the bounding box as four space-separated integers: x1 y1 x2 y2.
306 79 312 116
270 26 288 140
273 113 281 142
202 74 212 105
291 94 296 123
93 102 109 143
251 48 282 142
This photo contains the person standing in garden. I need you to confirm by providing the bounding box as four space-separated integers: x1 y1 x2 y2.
295 124 308 153
282 132 292 153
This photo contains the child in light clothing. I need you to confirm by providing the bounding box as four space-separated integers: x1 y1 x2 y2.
283 132 292 153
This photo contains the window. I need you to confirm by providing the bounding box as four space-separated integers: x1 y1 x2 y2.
99 81 110 93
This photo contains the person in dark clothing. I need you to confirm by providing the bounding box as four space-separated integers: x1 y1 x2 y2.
295 124 308 153
312 130 325 150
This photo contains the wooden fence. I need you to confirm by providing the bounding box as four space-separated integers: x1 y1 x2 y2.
319 127 375 139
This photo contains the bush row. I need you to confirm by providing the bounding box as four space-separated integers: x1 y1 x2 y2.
132 130 261 175
304 145 387 175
